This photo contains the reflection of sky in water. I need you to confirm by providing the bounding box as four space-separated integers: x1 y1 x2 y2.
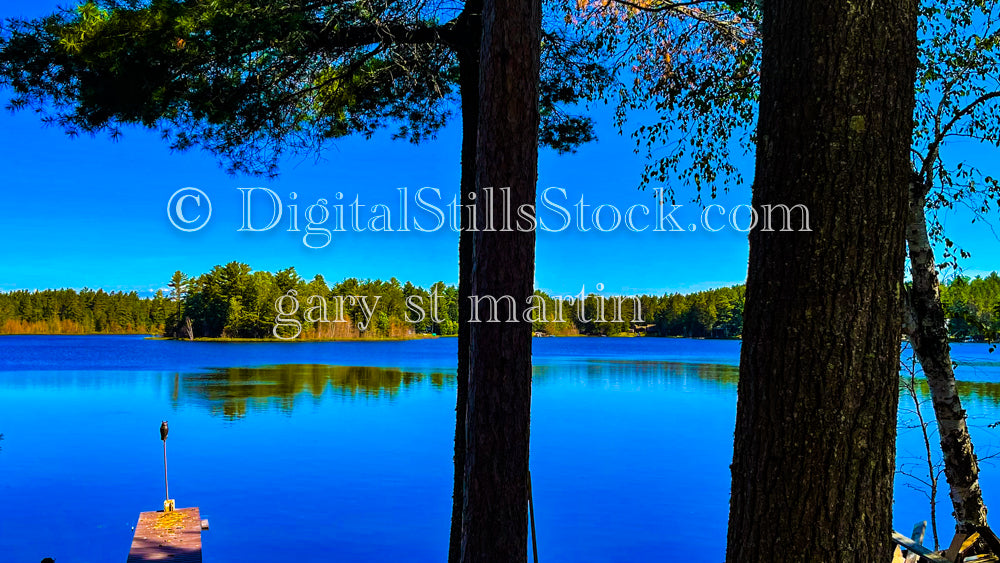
903 342 1000 382
1 336 999 560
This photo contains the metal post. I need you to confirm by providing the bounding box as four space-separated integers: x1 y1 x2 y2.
163 439 169 501
160 421 172 511
528 470 538 563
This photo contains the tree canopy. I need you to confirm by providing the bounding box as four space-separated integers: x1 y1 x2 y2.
0 0 612 175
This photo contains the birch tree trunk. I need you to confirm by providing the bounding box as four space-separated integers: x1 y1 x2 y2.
905 181 989 533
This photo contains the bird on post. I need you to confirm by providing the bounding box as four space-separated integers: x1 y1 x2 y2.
160 421 168 441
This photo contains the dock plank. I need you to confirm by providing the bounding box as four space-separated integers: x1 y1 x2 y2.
892 531 952 563
126 507 202 563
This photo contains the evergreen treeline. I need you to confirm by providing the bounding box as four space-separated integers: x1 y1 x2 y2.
170 263 459 339
0 288 165 334
530 285 745 337
639 286 745 338
940 272 1000 341
168 263 747 339
2 265 999 340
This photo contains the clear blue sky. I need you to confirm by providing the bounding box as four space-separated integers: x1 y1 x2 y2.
1 1 998 297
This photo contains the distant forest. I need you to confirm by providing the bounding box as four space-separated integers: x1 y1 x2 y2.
2 263 999 341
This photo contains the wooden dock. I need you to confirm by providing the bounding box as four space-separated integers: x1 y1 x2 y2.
126 507 206 562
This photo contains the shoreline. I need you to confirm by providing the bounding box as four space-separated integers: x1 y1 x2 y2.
147 334 448 343
0 332 750 341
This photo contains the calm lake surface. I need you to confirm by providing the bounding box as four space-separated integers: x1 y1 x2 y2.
1 335 999 562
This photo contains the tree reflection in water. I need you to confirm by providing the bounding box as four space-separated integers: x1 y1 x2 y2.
170 359 1000 424
172 361 744 419
175 365 454 419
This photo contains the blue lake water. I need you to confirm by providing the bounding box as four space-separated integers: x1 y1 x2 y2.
1 335 999 562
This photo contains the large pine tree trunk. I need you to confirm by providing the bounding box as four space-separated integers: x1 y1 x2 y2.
726 0 917 560
459 0 540 556
905 184 988 533
449 22 481 563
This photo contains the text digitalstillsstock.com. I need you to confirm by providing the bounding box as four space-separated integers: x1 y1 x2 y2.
167 186 812 247
167 185 811 340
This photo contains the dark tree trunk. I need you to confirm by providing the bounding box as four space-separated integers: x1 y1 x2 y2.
449 12 481 562
726 0 916 560
460 0 540 556
904 184 988 533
